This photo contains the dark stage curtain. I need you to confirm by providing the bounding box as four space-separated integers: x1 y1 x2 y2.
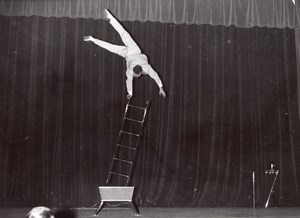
2 0 300 118
0 15 300 207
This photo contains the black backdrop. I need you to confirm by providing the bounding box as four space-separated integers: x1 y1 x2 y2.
0 15 300 207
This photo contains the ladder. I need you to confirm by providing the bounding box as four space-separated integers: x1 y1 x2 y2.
106 99 151 186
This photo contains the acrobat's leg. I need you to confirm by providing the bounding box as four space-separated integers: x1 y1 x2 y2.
105 9 141 55
92 38 126 57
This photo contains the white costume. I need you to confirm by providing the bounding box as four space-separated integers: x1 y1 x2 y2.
90 12 164 96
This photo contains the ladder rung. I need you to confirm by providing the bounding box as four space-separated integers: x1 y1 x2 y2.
124 117 143 123
109 171 129 178
120 130 139 137
113 158 133 164
117 144 136 150
127 104 146 110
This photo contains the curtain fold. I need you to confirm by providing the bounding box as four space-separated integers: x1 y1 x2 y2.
295 28 300 119
0 0 299 28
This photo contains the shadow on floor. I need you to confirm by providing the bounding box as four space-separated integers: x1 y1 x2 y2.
54 207 78 218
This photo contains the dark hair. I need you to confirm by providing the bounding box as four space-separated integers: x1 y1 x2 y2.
133 65 142 74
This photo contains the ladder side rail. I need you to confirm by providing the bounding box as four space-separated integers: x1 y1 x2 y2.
141 101 150 123
106 99 131 184
126 101 151 186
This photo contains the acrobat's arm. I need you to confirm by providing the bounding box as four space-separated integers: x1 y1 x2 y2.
146 66 166 98
126 73 133 99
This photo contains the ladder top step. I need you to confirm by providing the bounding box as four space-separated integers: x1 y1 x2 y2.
127 104 147 110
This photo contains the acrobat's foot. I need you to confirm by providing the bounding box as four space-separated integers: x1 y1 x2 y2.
104 9 114 21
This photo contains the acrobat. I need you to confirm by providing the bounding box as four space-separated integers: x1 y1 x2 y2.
84 9 166 99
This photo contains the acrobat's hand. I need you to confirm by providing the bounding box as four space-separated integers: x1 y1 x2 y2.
83 35 94 42
127 94 133 100
159 87 167 98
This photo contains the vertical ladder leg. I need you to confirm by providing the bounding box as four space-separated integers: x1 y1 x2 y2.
94 201 105 215
130 201 139 215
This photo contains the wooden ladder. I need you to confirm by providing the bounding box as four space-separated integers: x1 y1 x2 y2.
106 99 151 186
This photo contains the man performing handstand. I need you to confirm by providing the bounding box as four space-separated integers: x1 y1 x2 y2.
84 9 166 99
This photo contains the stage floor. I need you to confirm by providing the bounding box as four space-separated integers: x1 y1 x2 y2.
1 207 300 218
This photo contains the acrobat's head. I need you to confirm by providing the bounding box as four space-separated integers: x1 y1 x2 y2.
132 65 146 78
